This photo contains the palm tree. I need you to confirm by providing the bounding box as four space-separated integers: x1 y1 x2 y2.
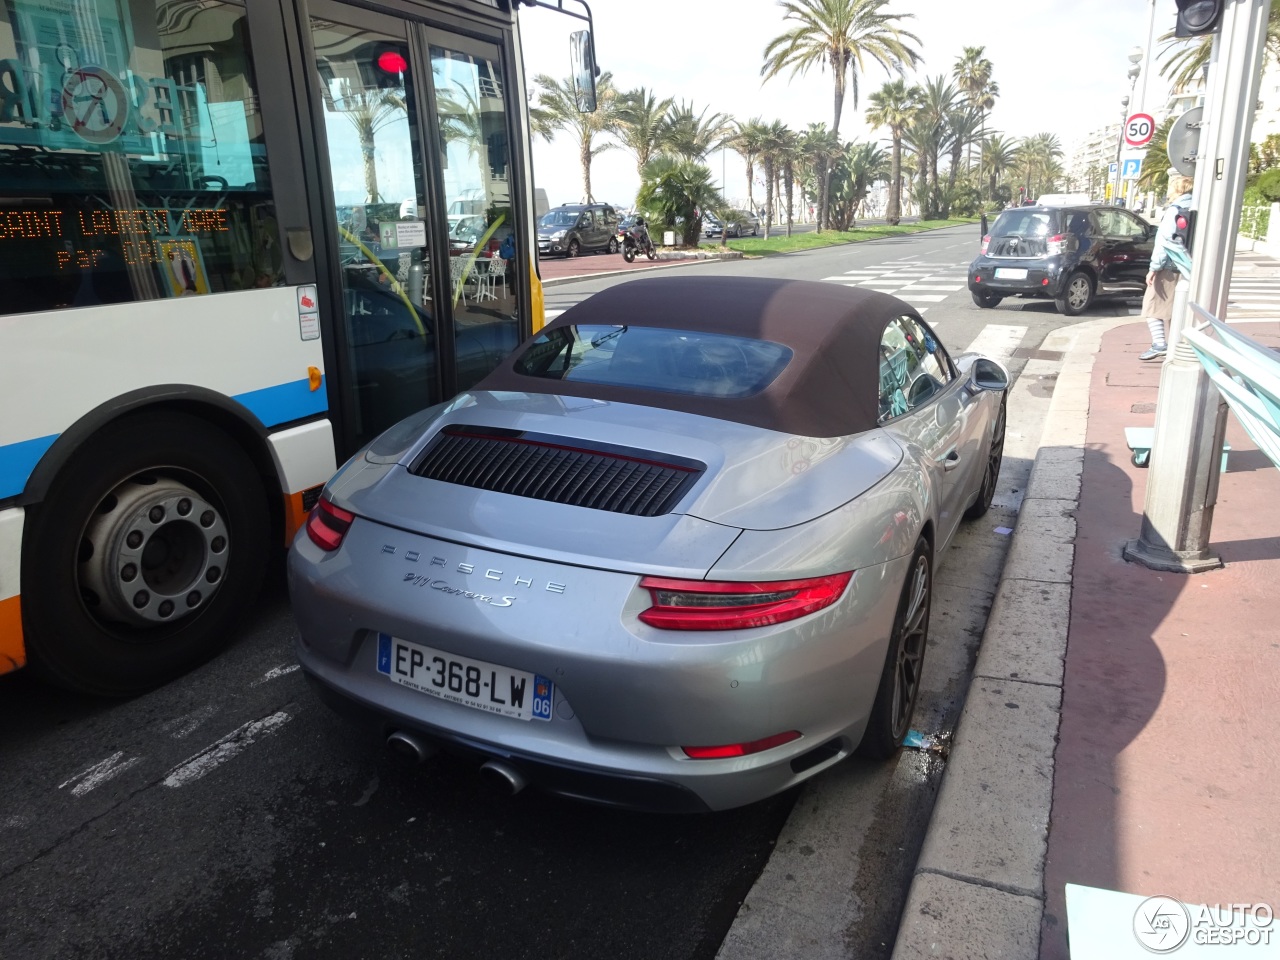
758 119 792 238
800 123 842 231
636 156 726 246
530 72 619 202
912 75 960 218
1137 116 1175 198
660 100 734 161
728 117 771 214
980 134 1018 203
945 106 984 209
614 87 674 174
829 140 889 229
332 86 406 203
865 78 921 225
778 128 803 235
1016 132 1064 200
952 46 997 169
761 0 921 137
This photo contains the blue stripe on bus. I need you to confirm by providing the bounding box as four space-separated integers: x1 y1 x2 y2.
0 377 327 500
232 376 329 428
0 434 58 500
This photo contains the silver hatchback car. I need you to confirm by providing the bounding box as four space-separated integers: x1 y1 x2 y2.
289 277 1008 812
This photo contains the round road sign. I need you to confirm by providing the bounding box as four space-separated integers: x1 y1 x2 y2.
1124 113 1156 148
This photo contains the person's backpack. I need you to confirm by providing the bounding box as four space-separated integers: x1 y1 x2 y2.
1170 198 1193 251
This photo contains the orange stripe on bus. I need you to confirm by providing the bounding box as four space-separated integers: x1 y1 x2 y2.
284 491 309 548
0 594 26 674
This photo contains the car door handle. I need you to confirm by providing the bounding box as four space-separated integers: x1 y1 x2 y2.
943 452 961 472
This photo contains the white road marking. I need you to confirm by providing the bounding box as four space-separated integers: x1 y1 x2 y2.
251 664 300 686
59 752 142 798
963 324 1028 363
902 294 947 302
544 309 566 321
896 285 961 292
1230 303 1280 310
162 704 220 739
859 279 901 286
163 712 292 788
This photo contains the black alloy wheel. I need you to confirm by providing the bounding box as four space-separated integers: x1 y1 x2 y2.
964 396 1006 520
607 236 618 254
566 239 581 258
857 536 932 759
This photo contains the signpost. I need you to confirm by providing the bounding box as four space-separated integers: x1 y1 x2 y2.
1122 157 1143 180
1124 112 1157 148
1167 106 1204 177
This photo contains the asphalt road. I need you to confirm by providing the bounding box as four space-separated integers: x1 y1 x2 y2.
0 226 1144 960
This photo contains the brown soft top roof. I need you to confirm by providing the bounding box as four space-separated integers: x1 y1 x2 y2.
477 275 916 438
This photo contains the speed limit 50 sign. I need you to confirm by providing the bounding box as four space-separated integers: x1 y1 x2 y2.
1124 113 1156 148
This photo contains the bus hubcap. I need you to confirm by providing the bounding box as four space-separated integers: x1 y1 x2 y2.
80 477 229 628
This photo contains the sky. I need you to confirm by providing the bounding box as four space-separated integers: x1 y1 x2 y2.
518 0 1175 209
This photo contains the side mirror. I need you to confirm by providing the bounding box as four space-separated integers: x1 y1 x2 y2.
970 357 1009 392
570 30 598 113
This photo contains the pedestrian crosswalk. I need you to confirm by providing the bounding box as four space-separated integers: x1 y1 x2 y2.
820 256 972 315
1227 256 1280 314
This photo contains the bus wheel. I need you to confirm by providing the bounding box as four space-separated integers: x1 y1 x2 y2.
22 412 269 696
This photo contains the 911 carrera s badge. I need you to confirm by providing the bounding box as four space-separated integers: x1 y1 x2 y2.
402 573 515 607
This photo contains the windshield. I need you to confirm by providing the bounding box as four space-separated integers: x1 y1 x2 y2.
991 210 1060 236
513 324 793 399
539 210 581 228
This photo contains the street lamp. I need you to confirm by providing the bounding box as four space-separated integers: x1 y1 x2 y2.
1113 94 1131 204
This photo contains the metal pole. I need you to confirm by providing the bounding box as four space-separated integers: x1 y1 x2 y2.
1113 96 1129 203
1124 0 1270 574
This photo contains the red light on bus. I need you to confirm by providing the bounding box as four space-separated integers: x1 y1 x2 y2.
377 50 408 74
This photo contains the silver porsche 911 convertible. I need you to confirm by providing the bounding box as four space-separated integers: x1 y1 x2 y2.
289 276 1009 812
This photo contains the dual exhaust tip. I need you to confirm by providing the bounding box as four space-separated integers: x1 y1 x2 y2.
385 730 526 796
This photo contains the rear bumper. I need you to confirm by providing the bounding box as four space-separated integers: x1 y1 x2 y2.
968 255 1067 297
288 517 907 811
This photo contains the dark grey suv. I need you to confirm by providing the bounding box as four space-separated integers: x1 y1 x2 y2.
967 205 1154 316
537 203 620 258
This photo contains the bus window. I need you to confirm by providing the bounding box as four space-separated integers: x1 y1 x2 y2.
0 0 280 315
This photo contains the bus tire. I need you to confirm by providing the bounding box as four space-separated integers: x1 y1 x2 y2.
21 411 270 696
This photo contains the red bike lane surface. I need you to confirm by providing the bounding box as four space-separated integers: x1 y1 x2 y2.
537 251 690 284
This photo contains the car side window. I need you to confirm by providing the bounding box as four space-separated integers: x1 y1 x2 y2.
1117 211 1147 237
878 316 951 422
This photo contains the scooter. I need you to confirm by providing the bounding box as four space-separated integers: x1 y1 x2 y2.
621 218 658 262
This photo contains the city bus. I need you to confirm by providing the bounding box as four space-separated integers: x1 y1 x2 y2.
0 0 594 695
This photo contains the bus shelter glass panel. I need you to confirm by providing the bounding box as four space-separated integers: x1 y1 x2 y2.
0 0 280 314
311 15 436 447
429 43 519 393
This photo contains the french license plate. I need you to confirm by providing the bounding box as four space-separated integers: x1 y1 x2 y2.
994 267 1028 280
376 633 553 722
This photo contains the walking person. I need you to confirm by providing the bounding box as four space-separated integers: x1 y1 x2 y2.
1140 175 1195 361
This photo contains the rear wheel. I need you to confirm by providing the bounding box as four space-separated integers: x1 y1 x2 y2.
645 244 657 261
1055 271 1094 316
972 290 1002 309
21 412 269 696
857 536 932 759
964 396 1006 520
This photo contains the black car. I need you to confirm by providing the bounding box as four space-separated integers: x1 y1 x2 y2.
968 204 1154 316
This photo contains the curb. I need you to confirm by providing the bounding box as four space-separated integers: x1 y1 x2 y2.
889 314 1142 959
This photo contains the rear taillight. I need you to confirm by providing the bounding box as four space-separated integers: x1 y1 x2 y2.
637 572 852 631
1046 233 1067 255
980 234 990 255
305 495 355 551
683 730 802 759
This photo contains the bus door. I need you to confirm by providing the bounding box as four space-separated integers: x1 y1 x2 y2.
305 2 522 453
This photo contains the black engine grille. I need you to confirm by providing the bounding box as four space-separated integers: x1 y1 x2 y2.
410 426 704 517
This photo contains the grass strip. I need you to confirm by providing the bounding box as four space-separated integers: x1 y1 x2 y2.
717 218 979 256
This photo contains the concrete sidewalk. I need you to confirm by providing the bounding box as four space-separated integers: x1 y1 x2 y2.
892 316 1280 958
